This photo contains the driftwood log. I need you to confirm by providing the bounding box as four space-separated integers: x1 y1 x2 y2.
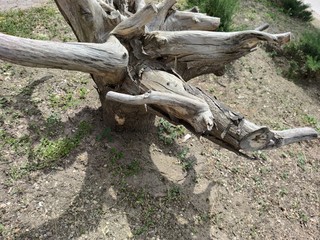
0 0 318 153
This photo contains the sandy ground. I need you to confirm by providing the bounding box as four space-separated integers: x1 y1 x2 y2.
0 0 49 11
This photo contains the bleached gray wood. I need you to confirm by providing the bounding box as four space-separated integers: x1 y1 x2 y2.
147 0 176 31
54 0 111 42
143 30 291 80
0 0 317 153
111 4 157 38
134 0 146 12
162 11 220 31
106 90 214 132
0 33 128 77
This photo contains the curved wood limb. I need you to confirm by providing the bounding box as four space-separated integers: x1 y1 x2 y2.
0 33 128 78
106 90 214 132
143 30 291 80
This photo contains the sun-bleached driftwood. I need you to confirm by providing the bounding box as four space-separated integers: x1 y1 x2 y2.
111 4 157 38
161 11 220 31
106 90 214 132
142 30 291 80
0 0 317 153
0 33 128 77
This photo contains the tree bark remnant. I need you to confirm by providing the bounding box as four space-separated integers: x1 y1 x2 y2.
0 0 318 153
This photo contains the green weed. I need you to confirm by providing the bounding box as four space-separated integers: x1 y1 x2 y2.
110 147 124 164
0 7 69 40
280 171 289 180
133 207 155 236
253 151 268 161
96 127 113 142
0 223 5 236
31 121 91 170
284 29 320 78
166 186 181 201
297 152 306 170
186 0 239 31
272 0 313 22
79 87 88 99
278 188 288 197
177 147 195 172
124 159 141 176
303 114 320 131
157 118 185 145
298 211 309 225
49 92 79 109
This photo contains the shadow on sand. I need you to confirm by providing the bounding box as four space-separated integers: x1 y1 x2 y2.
3 75 218 239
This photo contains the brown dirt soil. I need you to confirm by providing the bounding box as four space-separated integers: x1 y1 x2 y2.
0 0 319 239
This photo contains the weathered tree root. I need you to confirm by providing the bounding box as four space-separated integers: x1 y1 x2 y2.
0 0 318 153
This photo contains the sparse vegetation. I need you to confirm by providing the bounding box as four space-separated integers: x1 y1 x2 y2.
270 0 313 22
281 29 320 78
186 0 239 31
177 147 195 172
157 118 185 145
3 121 92 180
0 6 73 41
34 121 91 163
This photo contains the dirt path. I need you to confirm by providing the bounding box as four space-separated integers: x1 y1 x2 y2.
0 0 49 11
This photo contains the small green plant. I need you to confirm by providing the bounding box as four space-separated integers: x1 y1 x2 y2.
177 147 195 172
280 171 289 180
133 207 156 236
124 159 141 176
79 87 88 99
45 113 62 135
284 29 320 78
297 152 306 170
96 127 113 142
306 56 320 72
252 151 268 161
278 188 288 197
0 7 62 39
303 114 320 132
274 0 313 22
298 211 309 225
186 0 239 31
8 165 29 181
110 147 124 164
0 223 5 236
32 121 91 170
49 91 79 109
166 185 181 201
157 118 185 145
0 97 8 107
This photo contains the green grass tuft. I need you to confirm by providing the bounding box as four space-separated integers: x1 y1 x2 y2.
157 118 185 145
186 0 239 31
0 6 73 41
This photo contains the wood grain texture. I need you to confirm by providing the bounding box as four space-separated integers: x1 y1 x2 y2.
0 33 128 75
